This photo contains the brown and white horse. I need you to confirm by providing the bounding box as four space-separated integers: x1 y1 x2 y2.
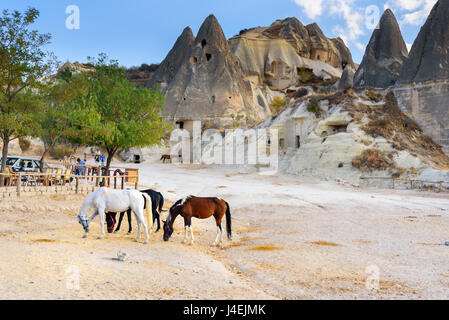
163 196 232 246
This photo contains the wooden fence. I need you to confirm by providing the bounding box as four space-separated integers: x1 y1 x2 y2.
0 166 139 198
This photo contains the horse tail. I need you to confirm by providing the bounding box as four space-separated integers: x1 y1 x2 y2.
142 193 153 232
225 201 232 241
158 192 164 213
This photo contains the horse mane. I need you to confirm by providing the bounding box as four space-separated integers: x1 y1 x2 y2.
181 195 193 205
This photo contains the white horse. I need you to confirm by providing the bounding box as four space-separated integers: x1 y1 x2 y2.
77 187 153 244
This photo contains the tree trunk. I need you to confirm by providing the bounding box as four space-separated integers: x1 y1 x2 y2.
39 138 58 172
0 136 9 187
105 149 116 176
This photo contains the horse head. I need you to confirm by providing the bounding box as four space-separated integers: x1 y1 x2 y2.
105 212 117 233
163 219 173 241
77 214 89 233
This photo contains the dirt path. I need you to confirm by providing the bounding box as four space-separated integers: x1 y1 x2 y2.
1 163 449 299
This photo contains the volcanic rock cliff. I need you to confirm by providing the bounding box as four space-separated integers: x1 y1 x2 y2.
354 9 408 89
397 0 449 84
157 15 269 127
229 17 355 90
394 0 449 151
145 27 195 90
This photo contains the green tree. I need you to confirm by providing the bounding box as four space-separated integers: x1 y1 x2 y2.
78 54 171 175
0 8 54 184
34 70 94 171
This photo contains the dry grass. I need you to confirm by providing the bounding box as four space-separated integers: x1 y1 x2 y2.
308 241 342 247
249 245 284 251
32 239 56 243
352 149 396 173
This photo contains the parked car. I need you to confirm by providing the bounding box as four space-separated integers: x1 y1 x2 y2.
0 156 48 173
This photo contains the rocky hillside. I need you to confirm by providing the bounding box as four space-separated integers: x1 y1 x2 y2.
258 85 449 185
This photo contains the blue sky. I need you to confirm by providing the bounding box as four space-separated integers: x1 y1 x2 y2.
1 0 438 67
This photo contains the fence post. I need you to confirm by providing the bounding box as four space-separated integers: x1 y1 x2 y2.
121 175 124 190
135 174 139 190
17 173 21 197
75 177 79 194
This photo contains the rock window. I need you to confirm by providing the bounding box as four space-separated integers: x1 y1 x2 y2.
189 56 198 64
206 53 212 61
201 39 207 48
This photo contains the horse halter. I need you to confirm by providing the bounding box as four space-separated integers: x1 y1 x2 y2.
78 215 89 232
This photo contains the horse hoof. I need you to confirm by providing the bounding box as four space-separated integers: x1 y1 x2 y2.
97 236 103 240
82 235 88 239
127 232 131 235
133 239 138 242
143 241 148 244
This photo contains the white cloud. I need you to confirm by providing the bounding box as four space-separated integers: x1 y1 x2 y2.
386 0 437 26
329 0 365 43
406 43 413 52
293 0 324 19
294 0 366 49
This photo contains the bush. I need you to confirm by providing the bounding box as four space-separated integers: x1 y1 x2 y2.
269 97 288 113
352 149 394 172
19 137 31 152
50 144 75 160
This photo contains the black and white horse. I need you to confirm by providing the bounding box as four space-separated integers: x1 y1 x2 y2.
105 189 165 234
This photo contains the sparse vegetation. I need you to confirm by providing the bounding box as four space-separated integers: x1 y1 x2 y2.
230 114 245 128
269 97 288 113
352 149 395 172
50 143 75 160
365 89 383 102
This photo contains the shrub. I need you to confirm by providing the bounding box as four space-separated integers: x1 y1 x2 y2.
365 89 383 102
18 137 31 152
50 144 75 160
269 97 288 113
352 149 394 172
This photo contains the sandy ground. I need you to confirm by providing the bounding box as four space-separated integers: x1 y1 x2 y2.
1 162 449 300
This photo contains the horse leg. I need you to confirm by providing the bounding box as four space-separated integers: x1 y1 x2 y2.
182 224 188 244
213 223 222 247
98 209 106 239
189 224 194 245
115 212 125 233
184 217 194 245
213 214 224 247
126 209 132 234
155 211 161 232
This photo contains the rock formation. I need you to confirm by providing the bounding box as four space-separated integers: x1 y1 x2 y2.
397 0 449 84
394 0 449 150
126 63 159 88
145 27 195 90
229 17 355 89
337 65 355 91
354 9 408 89
160 15 268 127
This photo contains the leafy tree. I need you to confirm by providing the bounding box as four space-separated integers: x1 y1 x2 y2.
34 70 94 171
78 54 171 174
0 8 54 184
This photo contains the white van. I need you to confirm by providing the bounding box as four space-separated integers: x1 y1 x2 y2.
0 156 48 172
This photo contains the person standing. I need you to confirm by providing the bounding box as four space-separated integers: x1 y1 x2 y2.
101 154 105 167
